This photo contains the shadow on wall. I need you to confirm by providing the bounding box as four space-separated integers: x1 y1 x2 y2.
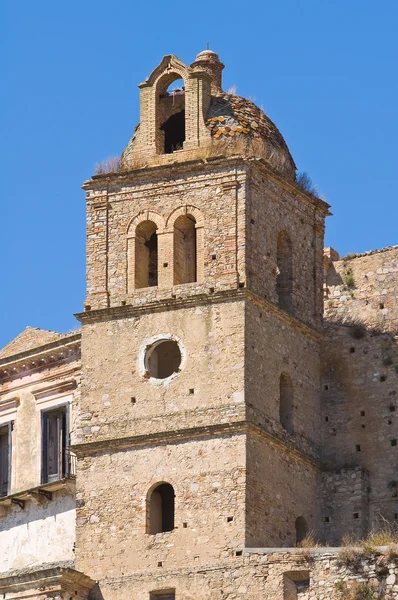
89 584 104 600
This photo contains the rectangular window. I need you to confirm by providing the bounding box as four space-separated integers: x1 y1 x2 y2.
42 407 67 484
0 423 12 497
150 592 175 600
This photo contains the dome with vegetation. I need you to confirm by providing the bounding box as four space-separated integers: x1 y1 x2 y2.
117 51 296 180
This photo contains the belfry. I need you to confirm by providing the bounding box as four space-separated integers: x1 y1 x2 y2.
1 50 398 600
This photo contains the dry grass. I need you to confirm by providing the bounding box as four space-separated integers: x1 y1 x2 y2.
338 523 398 574
295 171 320 198
94 137 296 179
296 533 321 548
296 533 322 562
334 580 387 600
94 156 120 174
337 544 365 572
361 531 398 554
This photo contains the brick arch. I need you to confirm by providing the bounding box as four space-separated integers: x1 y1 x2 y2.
166 205 204 229
166 206 204 285
154 68 189 95
144 54 191 89
127 211 165 238
126 211 164 293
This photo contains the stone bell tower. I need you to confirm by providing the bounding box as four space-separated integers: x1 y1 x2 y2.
73 50 330 599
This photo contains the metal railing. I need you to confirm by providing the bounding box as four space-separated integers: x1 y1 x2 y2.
65 448 77 479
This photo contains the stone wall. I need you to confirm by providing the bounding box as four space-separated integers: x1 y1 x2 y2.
324 246 398 332
245 434 320 548
75 300 245 445
321 467 369 545
245 300 322 457
86 549 398 600
247 164 327 329
75 435 247 580
83 159 247 312
322 246 398 540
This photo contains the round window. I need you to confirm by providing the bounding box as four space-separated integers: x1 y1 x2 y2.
145 339 182 379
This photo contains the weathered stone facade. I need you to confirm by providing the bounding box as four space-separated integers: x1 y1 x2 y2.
1 50 397 598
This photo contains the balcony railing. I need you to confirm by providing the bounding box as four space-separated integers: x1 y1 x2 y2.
65 448 77 479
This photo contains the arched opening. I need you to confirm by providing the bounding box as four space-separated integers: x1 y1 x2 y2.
162 111 185 154
148 483 175 534
276 230 293 314
295 516 309 545
145 340 182 379
280 373 294 434
173 215 197 284
135 221 158 288
157 75 185 154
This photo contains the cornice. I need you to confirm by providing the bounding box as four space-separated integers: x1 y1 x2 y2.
75 288 322 343
0 334 81 384
0 563 95 594
72 420 321 469
82 154 330 216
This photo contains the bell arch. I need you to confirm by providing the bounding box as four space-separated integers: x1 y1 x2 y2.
167 206 204 284
137 54 211 155
127 211 164 293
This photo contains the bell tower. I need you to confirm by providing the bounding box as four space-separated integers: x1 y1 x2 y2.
73 51 330 599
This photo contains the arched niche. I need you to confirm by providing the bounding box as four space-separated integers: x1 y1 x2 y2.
147 482 175 534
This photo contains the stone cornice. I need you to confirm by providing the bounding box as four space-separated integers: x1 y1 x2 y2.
0 563 95 595
72 420 321 469
76 289 322 343
0 334 81 383
82 154 330 215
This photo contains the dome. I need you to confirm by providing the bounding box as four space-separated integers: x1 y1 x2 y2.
120 52 296 179
205 92 296 179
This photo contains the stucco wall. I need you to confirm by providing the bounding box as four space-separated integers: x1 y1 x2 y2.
0 491 75 573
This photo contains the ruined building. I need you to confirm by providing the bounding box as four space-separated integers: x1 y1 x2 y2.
0 51 397 599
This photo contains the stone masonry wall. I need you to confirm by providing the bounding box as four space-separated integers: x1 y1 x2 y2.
247 164 327 330
322 246 398 540
87 549 398 600
245 434 320 548
245 300 322 457
321 467 369 545
75 434 247 580
75 300 245 445
324 246 398 332
84 159 247 312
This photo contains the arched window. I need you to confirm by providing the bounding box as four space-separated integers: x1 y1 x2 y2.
295 516 308 545
135 221 158 288
148 483 175 534
279 373 294 434
276 230 293 314
173 215 197 284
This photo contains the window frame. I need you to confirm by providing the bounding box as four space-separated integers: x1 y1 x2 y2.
0 421 12 498
41 403 69 484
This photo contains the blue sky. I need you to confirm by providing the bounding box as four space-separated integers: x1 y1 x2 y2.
1 0 397 349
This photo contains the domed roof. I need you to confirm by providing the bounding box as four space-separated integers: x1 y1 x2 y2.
205 92 296 178
120 51 296 179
